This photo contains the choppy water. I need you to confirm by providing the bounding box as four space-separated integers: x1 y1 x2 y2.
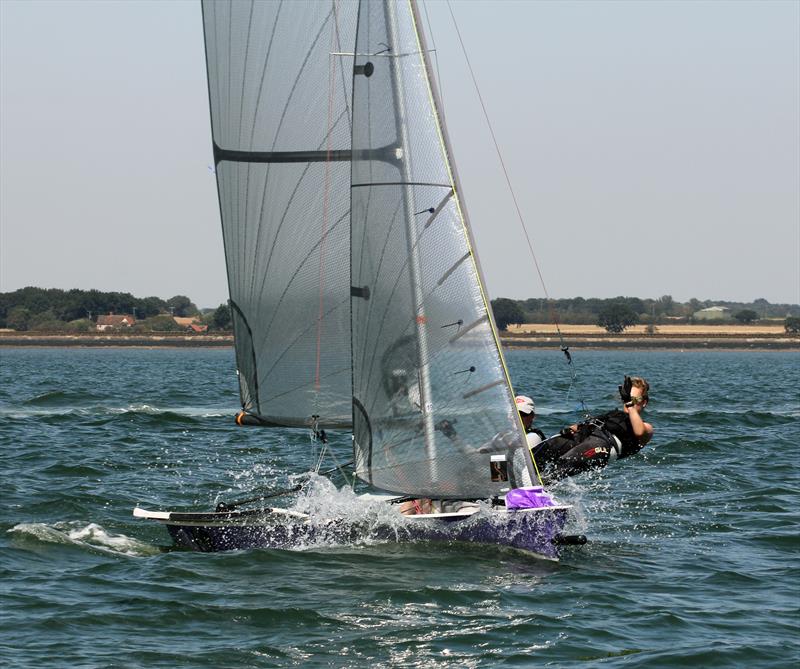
1 347 798 668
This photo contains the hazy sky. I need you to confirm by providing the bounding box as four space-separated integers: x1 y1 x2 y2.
1 0 798 308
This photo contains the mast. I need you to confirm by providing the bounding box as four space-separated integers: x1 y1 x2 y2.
383 0 438 481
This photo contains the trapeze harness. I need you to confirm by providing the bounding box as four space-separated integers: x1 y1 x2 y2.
531 409 645 482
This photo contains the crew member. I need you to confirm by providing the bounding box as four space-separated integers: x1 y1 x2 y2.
515 395 545 450
532 376 653 482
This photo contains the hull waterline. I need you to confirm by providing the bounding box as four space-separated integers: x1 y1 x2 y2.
135 504 572 560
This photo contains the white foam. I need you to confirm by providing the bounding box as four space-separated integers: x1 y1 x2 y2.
0 404 228 419
8 521 161 557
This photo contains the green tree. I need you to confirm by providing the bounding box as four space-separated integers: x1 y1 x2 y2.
784 316 800 334
656 294 674 316
28 309 65 331
66 318 94 333
490 298 524 331
166 295 199 317
140 315 183 332
733 309 758 324
6 306 32 331
137 296 167 319
212 303 232 330
597 302 638 333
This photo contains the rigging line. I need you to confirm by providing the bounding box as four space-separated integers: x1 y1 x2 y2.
312 413 327 473
420 0 445 105
443 0 550 304
445 0 585 403
318 439 353 488
332 0 353 131
315 8 339 394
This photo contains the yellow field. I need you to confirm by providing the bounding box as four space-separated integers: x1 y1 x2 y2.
506 323 788 335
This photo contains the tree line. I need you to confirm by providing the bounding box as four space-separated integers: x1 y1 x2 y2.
0 287 232 332
490 295 800 333
2 286 798 334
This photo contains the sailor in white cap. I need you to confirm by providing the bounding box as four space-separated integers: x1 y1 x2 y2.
515 395 546 451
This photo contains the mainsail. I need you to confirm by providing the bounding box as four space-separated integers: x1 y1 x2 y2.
202 0 358 428
203 0 537 497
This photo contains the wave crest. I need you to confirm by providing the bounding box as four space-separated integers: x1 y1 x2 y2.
8 521 162 557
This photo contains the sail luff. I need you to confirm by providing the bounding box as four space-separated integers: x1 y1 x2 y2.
407 0 540 485
384 0 439 482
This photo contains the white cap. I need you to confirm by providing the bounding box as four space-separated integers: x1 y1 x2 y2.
515 395 535 415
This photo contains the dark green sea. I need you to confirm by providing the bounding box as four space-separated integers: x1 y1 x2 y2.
1 347 798 668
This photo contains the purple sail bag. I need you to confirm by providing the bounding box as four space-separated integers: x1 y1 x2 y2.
505 486 556 509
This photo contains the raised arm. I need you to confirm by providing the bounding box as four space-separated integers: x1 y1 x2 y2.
624 402 653 445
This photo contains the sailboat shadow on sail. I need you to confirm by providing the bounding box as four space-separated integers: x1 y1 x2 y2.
134 0 578 560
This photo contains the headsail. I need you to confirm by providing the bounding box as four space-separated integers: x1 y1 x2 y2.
350 0 536 497
202 0 358 428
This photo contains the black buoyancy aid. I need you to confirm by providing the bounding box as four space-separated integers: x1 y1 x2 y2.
526 426 546 441
592 409 643 459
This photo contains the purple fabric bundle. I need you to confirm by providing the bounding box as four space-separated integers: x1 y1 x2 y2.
505 486 556 509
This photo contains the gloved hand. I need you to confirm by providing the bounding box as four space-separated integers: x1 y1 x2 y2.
619 375 632 404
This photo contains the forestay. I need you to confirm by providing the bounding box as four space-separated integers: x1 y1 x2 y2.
202 0 358 428
349 0 536 497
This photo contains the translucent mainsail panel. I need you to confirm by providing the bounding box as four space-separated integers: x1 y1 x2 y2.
202 1 358 428
350 0 535 497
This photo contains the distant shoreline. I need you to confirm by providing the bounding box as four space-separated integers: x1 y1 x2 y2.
1 329 797 351
500 323 799 350
500 336 799 351
0 334 233 348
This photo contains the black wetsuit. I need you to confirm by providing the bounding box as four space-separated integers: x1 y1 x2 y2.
532 409 644 482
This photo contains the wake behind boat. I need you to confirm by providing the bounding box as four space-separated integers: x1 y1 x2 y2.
134 0 578 559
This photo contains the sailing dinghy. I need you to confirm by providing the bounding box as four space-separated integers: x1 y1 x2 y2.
134 0 576 559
